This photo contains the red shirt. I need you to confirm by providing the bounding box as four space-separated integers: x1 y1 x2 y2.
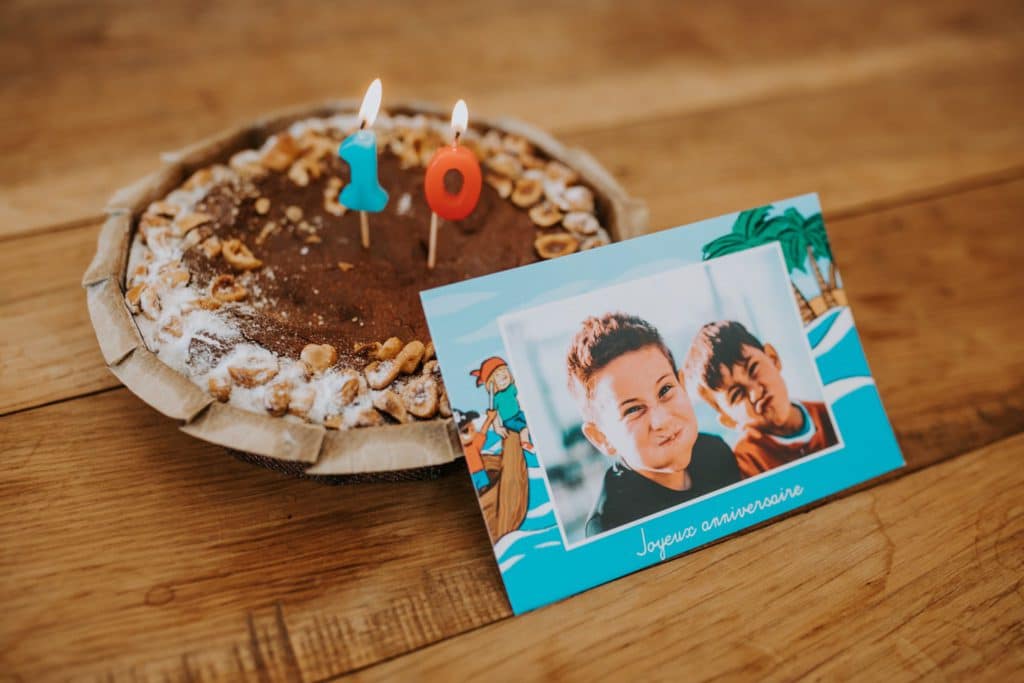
734 401 838 479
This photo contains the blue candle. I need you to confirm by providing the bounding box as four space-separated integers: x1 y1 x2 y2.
338 129 388 213
337 79 388 249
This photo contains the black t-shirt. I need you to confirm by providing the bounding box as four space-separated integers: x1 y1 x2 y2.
585 434 741 536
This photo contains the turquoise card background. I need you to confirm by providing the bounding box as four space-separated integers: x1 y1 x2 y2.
421 194 905 614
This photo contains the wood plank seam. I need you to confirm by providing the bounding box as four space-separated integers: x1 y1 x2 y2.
827 163 1024 222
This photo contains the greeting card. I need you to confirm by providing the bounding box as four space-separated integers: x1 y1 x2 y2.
421 194 904 614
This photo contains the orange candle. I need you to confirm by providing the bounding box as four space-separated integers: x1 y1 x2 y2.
424 100 482 269
424 101 482 221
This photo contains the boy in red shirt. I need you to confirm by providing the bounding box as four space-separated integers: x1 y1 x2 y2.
683 320 838 479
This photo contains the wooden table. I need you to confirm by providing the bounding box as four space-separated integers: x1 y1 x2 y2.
2 1 1023 680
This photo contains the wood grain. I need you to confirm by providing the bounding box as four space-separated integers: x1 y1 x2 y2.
0 389 505 681
1 0 1023 236
3 1 1023 679
0 225 113 415
2 179 1023 679
354 432 1024 682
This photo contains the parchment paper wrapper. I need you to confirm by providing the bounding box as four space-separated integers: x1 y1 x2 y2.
83 100 649 481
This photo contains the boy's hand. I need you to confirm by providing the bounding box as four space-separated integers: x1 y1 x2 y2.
495 425 508 439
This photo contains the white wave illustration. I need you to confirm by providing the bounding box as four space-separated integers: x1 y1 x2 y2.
824 376 875 403
536 541 562 549
805 306 843 337
528 467 546 480
812 308 854 358
494 525 558 559
499 554 526 572
527 501 554 519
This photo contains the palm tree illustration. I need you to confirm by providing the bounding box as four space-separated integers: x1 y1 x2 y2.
702 205 845 323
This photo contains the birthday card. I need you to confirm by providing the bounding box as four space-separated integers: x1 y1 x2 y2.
421 194 904 614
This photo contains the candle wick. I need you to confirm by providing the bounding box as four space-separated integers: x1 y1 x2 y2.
453 130 462 145
359 119 368 131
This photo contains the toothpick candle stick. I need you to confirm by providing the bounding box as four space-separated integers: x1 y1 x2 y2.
338 78 389 248
424 99 482 269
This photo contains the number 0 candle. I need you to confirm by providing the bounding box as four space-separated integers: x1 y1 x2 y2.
339 78 388 248
424 100 482 269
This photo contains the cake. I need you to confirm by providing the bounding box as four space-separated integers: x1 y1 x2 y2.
85 101 645 475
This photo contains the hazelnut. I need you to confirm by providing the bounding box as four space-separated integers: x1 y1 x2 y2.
365 360 400 390
201 236 222 259
402 375 440 419
376 337 404 361
183 168 213 191
511 177 544 208
535 232 580 260
562 211 600 237
139 286 161 320
300 343 338 374
373 390 409 423
254 222 277 246
227 356 279 388
324 178 346 216
208 376 232 402
254 197 271 215
485 152 523 180
562 185 595 213
502 134 531 156
520 153 546 171
264 382 292 417
545 161 579 185
210 274 248 302
285 205 303 223
288 385 316 419
175 212 213 236
124 284 144 313
158 264 191 289
287 161 310 187
161 316 184 339
581 230 611 251
260 133 301 172
338 373 363 406
396 341 425 374
192 297 223 311
221 239 262 271
528 201 564 228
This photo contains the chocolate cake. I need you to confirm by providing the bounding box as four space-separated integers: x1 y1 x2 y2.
123 112 612 430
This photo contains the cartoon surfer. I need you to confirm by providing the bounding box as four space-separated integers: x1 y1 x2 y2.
460 356 532 543
470 356 532 451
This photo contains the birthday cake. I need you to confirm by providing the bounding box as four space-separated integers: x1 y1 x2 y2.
120 108 619 431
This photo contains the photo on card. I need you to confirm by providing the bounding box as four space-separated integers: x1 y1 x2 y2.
421 194 904 614
498 243 843 546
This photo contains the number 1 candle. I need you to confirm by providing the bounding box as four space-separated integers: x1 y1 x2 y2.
339 78 388 249
424 99 482 269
